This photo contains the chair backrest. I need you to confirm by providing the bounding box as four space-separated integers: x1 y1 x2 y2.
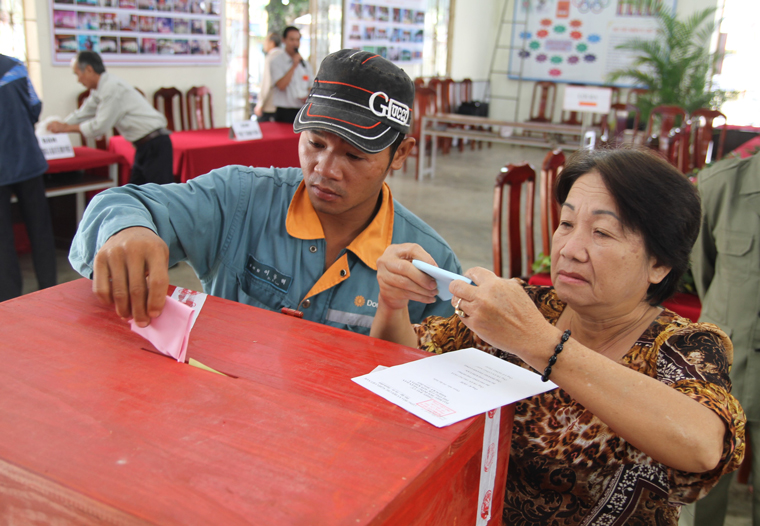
410 86 437 142
539 149 565 257
529 81 556 123
77 89 107 150
413 77 425 90
186 86 214 130
439 78 454 114
458 78 473 109
690 108 727 169
646 105 687 139
493 163 536 278
600 103 641 147
153 87 185 132
135 87 146 98
666 126 691 173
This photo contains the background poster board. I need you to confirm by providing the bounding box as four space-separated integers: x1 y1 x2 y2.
343 0 425 65
508 0 677 86
50 0 222 66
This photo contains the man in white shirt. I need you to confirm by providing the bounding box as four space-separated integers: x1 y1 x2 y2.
270 26 314 124
47 51 173 185
253 32 284 122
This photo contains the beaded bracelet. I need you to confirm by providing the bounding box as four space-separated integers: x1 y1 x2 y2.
541 329 571 382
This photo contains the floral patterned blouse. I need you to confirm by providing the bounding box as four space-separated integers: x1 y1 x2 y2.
415 285 746 526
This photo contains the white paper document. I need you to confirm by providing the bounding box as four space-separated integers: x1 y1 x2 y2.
352 347 557 427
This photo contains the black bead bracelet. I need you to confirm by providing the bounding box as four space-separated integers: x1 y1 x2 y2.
541 329 571 382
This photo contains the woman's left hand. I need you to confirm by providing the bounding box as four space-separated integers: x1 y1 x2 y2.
449 268 557 359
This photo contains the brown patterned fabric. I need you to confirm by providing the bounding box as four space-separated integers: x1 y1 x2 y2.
415 285 746 526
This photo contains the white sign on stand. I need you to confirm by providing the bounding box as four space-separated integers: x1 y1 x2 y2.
230 120 263 141
562 86 613 115
37 134 74 160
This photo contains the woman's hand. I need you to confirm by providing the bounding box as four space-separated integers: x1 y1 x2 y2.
449 267 557 359
375 243 438 311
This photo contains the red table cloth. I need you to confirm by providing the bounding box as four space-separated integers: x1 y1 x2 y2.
108 123 301 185
46 146 124 174
527 273 702 321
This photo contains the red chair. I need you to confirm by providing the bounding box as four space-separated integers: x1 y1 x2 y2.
428 78 452 154
186 86 214 130
690 108 727 169
646 105 687 140
493 163 536 279
666 126 691 173
413 77 425 90
153 87 186 132
527 81 556 124
404 86 437 177
600 103 641 147
539 149 565 257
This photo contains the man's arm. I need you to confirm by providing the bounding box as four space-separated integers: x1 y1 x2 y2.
70 166 251 325
692 174 719 300
273 53 303 91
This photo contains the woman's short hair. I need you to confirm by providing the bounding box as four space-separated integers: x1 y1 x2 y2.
554 148 701 306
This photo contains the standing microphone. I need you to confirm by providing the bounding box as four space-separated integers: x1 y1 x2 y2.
294 47 306 68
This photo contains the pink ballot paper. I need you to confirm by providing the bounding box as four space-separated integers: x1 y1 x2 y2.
129 296 194 363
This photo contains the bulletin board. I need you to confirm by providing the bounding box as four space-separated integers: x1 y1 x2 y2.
343 0 425 65
508 0 677 86
50 0 222 66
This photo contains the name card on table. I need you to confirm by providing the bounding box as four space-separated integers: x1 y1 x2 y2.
230 120 263 141
37 134 74 160
562 86 612 114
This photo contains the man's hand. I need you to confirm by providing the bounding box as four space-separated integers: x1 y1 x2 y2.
376 243 439 311
253 104 263 118
47 121 79 134
92 227 170 327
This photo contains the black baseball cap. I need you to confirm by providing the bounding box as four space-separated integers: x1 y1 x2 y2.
294 49 414 154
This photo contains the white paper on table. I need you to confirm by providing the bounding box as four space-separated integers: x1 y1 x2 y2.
170 287 208 330
352 347 557 428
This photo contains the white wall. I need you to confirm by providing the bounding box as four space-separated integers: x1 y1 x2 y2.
31 0 226 127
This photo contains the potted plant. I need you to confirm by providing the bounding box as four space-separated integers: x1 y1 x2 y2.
607 5 730 124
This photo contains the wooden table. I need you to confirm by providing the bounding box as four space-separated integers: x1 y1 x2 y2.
418 113 595 180
108 123 301 184
0 280 514 525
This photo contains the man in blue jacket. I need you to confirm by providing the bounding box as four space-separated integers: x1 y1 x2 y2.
0 54 57 302
69 49 461 335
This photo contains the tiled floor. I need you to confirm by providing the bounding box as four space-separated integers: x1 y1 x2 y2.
16 142 752 524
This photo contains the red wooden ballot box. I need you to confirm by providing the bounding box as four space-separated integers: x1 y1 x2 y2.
0 280 514 525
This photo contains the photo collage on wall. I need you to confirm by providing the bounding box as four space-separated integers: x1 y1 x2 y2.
51 0 222 65
343 0 425 65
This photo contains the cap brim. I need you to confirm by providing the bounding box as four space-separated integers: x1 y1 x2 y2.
293 100 400 154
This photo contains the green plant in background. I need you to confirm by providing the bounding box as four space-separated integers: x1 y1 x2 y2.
266 0 309 34
607 5 730 123
532 252 552 275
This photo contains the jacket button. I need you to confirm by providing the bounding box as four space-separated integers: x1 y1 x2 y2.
309 245 317 253
301 299 311 309
340 269 347 277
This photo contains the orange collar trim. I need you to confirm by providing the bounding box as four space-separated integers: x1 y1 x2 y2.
286 181 395 271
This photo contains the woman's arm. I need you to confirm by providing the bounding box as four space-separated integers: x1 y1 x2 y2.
450 269 728 473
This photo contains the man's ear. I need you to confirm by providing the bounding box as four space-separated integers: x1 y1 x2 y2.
389 137 416 171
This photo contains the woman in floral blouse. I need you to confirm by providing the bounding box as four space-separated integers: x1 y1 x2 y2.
370 148 745 525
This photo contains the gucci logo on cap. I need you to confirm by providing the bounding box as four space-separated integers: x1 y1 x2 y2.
369 91 410 127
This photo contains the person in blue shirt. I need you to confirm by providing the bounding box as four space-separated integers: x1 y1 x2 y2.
0 54 57 302
69 49 461 335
